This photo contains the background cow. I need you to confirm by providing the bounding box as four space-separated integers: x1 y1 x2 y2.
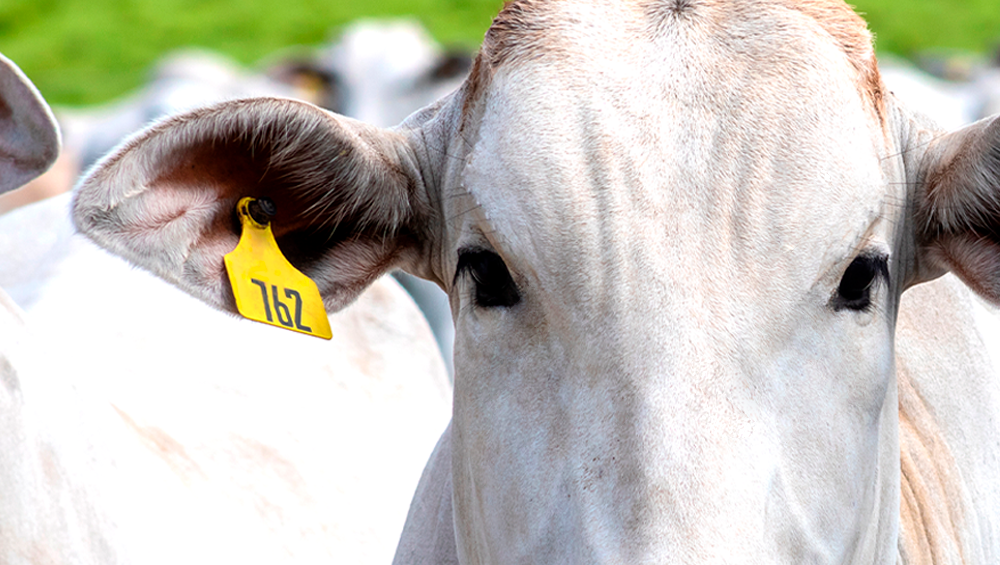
1 20 466 375
0 50 111 562
0 52 451 564
879 48 1000 131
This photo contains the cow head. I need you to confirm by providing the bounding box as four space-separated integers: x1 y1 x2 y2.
73 0 1000 562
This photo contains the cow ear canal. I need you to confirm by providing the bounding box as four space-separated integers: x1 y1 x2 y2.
456 249 521 308
831 253 889 313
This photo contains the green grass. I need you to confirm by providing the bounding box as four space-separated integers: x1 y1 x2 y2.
853 0 1000 56
0 0 503 107
1 0 998 108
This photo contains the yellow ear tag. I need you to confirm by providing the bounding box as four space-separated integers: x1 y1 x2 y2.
224 197 332 339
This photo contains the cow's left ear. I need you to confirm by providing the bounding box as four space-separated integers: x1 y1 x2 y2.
73 97 437 313
914 114 1000 303
0 53 60 194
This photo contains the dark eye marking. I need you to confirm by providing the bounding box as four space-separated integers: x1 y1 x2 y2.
455 248 521 308
831 253 890 313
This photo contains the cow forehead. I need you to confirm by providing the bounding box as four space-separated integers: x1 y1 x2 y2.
463 0 883 130
459 1 889 288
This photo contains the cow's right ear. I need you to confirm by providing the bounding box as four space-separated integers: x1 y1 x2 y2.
0 53 60 194
73 97 436 313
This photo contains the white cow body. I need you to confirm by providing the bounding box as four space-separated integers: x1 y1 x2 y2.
72 1 1000 564
0 52 452 563
895 274 1000 563
0 51 112 562
0 190 452 565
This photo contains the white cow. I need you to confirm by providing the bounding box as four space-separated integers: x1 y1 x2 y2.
73 0 1000 563
0 51 109 561
319 19 471 129
0 58 450 565
878 55 980 130
976 66 1000 119
0 187 451 564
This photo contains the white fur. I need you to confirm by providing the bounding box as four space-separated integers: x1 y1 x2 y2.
1 52 452 564
1 193 452 564
71 2 1000 563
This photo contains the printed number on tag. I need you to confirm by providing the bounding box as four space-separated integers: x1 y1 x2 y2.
250 279 313 332
224 197 332 339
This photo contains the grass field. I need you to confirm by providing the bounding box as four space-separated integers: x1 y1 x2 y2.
1 0 999 107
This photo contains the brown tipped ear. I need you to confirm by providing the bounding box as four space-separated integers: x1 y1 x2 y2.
73 97 433 313
914 114 1000 303
0 54 60 194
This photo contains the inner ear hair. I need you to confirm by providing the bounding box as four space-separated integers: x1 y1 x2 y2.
160 98 422 234
77 97 429 264
73 97 434 313
918 115 1000 239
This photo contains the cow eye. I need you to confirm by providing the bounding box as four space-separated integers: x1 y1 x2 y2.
456 249 521 308
831 253 889 312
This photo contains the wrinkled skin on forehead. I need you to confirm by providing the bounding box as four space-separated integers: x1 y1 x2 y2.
73 0 1000 563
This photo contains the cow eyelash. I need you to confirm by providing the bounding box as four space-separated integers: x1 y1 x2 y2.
455 248 521 308
830 253 890 313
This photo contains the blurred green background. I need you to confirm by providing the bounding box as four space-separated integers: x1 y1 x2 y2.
1 0 998 108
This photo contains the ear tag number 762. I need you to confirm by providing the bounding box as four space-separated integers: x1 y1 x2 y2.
224 197 332 339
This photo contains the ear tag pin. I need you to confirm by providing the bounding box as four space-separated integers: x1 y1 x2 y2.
224 197 332 339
